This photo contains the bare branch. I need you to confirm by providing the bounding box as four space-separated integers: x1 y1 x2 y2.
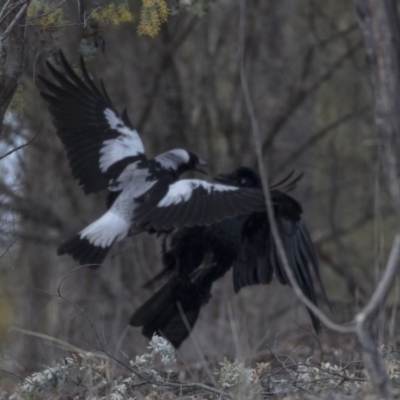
9 327 107 357
0 0 13 22
277 106 369 171
315 22 359 49
0 1 28 42
137 17 199 131
241 0 400 397
0 126 39 160
0 0 25 25
239 0 354 335
358 234 400 322
262 40 363 152
355 0 400 224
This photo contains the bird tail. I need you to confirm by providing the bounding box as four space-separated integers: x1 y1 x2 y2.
58 210 130 269
141 266 172 288
130 276 211 348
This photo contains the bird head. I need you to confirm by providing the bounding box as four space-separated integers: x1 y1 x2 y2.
156 149 208 176
214 167 261 188
186 151 208 175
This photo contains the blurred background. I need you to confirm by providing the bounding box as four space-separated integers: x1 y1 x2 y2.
0 0 396 376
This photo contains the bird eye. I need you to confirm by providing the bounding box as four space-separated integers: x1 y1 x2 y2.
239 177 249 186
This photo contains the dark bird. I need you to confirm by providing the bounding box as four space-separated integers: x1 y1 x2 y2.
39 52 267 268
130 167 327 348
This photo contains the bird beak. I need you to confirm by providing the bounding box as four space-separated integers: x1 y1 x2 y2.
195 159 208 175
214 173 230 183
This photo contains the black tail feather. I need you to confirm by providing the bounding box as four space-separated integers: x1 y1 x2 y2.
141 266 172 288
58 235 111 269
130 279 176 326
130 276 211 348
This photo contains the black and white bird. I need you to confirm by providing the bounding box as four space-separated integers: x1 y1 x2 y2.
39 52 267 268
130 167 328 348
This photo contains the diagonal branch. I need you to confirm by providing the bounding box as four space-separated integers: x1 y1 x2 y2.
358 235 400 322
240 0 400 397
276 106 369 171
0 0 28 42
0 126 39 161
239 0 354 335
262 40 363 152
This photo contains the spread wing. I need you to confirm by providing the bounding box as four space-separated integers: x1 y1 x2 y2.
233 192 326 332
134 179 266 231
39 51 145 194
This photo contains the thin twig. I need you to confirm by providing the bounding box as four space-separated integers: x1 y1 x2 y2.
176 301 218 386
0 0 13 22
262 40 363 152
56 264 105 350
99 346 232 398
0 0 26 23
0 368 25 382
276 106 369 171
0 126 39 161
357 234 400 322
9 327 108 358
238 0 354 335
0 0 28 43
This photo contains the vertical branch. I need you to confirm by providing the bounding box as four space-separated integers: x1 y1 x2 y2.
354 234 400 399
354 1 400 395
0 0 28 137
240 0 400 397
238 0 352 335
354 0 400 224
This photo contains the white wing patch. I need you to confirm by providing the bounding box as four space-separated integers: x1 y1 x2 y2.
155 149 190 170
99 108 145 173
79 210 130 247
158 179 237 207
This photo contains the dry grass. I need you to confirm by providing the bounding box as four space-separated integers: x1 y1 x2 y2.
1 331 399 399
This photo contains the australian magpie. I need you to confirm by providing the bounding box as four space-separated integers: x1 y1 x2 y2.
39 52 267 268
130 167 327 348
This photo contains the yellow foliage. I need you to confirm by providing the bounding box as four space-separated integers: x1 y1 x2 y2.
138 0 169 37
27 0 65 31
92 3 134 26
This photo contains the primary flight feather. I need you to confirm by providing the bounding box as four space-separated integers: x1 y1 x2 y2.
39 52 267 268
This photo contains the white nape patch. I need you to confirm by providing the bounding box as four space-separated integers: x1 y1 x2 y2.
158 179 237 207
155 149 190 170
79 210 130 248
100 108 145 172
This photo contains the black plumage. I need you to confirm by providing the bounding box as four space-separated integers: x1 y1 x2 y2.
130 167 327 347
39 52 269 268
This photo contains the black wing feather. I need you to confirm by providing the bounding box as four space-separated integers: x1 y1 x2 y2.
40 51 144 194
134 182 266 231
